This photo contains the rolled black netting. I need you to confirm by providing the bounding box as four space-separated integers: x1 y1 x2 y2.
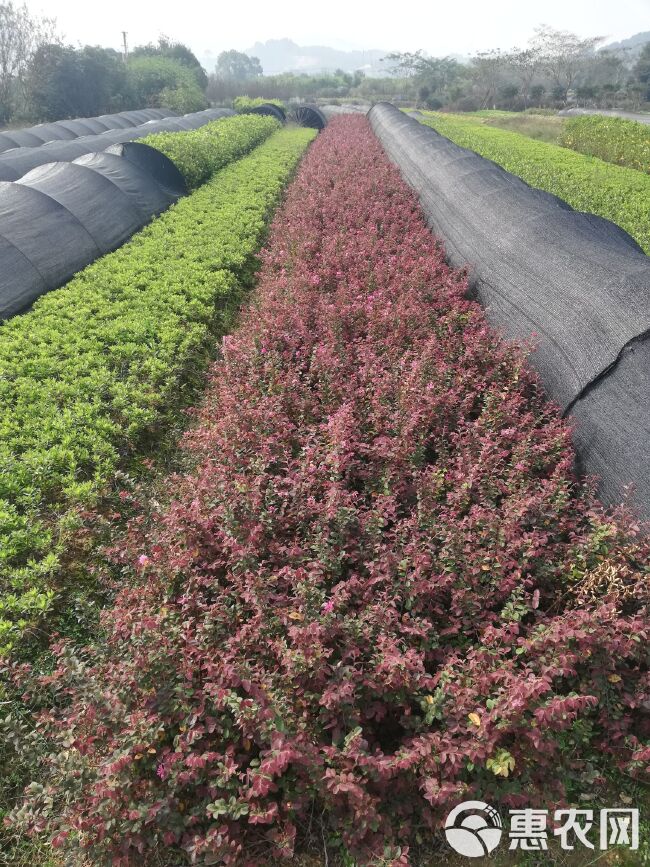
368 102 650 520
293 105 327 129
249 103 286 123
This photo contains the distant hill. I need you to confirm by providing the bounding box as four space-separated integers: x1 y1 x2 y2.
601 31 650 63
243 39 394 77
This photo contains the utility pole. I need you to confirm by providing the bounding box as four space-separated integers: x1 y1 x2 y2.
122 31 128 63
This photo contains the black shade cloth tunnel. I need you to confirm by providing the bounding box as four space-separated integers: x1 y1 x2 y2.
368 102 650 523
0 102 328 322
0 108 178 153
0 108 235 181
248 103 327 130
0 108 236 320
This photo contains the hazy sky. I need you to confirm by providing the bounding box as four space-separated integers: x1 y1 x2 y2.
27 0 650 62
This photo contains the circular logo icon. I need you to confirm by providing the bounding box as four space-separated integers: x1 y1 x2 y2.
445 800 503 857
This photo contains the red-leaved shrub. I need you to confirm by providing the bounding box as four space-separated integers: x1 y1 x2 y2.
10 116 649 865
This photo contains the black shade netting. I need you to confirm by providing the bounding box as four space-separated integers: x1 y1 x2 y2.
18 162 145 253
74 152 177 215
29 122 78 141
0 110 233 181
96 113 139 129
0 138 185 318
368 102 650 520
248 104 286 123
55 118 109 136
293 105 327 129
0 141 101 181
0 234 47 318
104 142 186 197
0 129 46 150
0 107 180 154
0 182 100 317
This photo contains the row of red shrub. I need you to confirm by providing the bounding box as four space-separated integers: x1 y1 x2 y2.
11 116 649 865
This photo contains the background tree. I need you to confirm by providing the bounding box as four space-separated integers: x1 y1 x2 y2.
529 83 545 105
575 50 626 107
507 46 542 108
382 50 464 106
127 55 207 112
214 50 262 81
470 49 506 108
0 1 58 122
634 42 650 101
25 44 128 120
533 26 603 104
131 35 208 90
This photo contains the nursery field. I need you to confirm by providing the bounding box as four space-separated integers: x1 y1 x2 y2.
2 112 648 867
0 90 649 867
421 111 650 252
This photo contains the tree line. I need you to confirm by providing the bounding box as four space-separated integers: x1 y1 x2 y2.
208 29 650 113
2 6 649 127
383 27 650 111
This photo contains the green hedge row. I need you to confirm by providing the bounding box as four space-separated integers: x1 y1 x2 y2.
421 112 650 253
0 126 316 653
143 113 280 189
560 114 650 174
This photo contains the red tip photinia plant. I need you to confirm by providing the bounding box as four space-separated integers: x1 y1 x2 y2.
10 116 649 865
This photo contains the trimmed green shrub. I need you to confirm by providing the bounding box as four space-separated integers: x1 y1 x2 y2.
0 126 316 654
126 55 207 114
421 112 650 253
561 114 650 173
143 113 279 189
